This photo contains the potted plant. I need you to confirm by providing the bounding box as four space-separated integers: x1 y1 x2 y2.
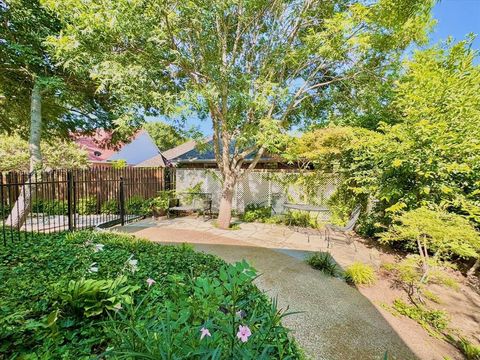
149 191 175 218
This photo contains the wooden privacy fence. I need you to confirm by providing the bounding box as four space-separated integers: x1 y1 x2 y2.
1 167 170 244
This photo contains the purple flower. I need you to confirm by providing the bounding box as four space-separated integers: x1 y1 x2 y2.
146 278 156 287
236 325 251 343
200 327 211 340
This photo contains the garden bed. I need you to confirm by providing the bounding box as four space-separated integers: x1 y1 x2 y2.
0 230 302 359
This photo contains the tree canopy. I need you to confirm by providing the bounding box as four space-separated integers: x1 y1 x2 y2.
0 0 139 144
0 134 89 171
380 207 480 260
44 0 435 227
143 122 188 151
291 38 480 232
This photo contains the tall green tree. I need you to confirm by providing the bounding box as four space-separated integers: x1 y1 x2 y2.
45 0 434 228
0 0 140 228
0 134 89 172
291 38 480 229
143 121 187 151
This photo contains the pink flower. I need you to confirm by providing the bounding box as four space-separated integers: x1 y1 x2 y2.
200 327 211 340
146 278 156 287
236 325 251 343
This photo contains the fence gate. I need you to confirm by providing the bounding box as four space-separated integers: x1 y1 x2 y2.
0 167 165 244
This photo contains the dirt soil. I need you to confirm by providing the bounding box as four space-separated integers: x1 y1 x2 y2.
358 248 480 360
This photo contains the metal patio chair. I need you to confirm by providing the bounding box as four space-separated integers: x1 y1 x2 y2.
325 205 361 251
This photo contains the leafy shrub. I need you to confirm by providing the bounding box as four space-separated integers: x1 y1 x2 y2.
0 230 302 358
104 261 301 359
392 299 449 337
125 195 149 215
0 133 89 172
100 199 118 214
263 215 285 225
0 202 11 220
183 182 204 204
307 252 340 276
149 190 176 212
77 196 97 215
456 337 480 360
242 203 272 222
344 262 376 285
380 207 480 261
285 210 322 228
383 256 459 307
32 199 68 215
110 159 127 169
56 276 139 317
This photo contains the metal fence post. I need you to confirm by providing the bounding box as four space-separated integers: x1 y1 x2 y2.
67 170 74 231
119 177 125 226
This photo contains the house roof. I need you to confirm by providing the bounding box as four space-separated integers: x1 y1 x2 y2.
162 139 199 160
73 130 118 162
135 153 168 167
135 139 202 167
173 139 278 164
73 129 161 165
107 130 160 165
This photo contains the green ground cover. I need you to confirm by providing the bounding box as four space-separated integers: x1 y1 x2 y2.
0 230 302 359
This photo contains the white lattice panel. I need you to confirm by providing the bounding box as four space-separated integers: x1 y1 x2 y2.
175 169 338 214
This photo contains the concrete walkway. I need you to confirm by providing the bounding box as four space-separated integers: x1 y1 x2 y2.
116 217 416 360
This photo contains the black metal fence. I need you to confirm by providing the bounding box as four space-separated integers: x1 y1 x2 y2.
1 167 172 244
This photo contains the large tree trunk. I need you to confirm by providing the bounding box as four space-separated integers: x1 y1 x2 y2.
217 173 236 229
6 80 43 229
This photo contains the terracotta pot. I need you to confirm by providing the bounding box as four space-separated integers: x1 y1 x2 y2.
152 208 166 218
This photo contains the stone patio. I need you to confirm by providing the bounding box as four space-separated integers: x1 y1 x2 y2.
116 216 382 269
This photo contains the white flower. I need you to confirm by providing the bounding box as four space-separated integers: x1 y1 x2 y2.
127 255 138 273
93 244 104 252
88 262 99 273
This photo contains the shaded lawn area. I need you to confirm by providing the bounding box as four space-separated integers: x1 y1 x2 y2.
0 230 303 359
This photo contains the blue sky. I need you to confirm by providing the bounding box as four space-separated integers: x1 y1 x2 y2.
431 0 480 49
149 1 480 135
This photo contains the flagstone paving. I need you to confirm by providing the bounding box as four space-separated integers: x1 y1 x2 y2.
118 216 382 269
115 217 415 360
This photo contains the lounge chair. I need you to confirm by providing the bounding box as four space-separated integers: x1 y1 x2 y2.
325 205 361 251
